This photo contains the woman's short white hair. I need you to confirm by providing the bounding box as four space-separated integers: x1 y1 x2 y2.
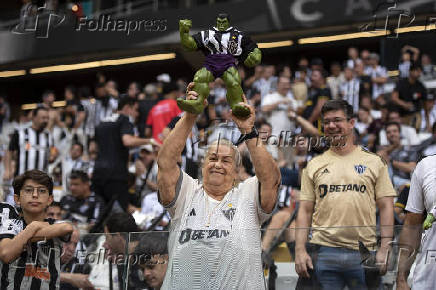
204 139 241 168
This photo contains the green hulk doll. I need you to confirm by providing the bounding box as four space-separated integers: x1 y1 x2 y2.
178 13 262 118
423 206 436 230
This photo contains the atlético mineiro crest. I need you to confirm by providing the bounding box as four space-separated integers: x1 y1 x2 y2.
354 164 367 175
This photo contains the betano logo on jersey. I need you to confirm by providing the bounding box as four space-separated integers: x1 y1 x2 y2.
319 184 367 198
179 228 230 245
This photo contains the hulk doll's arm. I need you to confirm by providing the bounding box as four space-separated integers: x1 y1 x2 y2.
180 19 198 51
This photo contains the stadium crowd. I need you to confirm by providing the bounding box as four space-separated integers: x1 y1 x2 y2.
1 44 436 289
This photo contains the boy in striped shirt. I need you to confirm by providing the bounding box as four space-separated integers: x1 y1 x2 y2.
0 170 73 290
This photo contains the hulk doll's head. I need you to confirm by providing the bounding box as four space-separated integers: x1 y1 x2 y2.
216 13 230 31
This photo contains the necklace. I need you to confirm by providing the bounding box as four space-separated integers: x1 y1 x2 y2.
204 188 233 227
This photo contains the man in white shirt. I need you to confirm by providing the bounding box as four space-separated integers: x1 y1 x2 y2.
261 76 297 138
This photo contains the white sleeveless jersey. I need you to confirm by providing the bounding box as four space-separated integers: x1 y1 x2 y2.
161 170 271 290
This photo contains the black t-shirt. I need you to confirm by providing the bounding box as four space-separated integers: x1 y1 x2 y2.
395 78 427 115
60 192 105 224
138 99 158 137
303 86 332 129
93 114 134 180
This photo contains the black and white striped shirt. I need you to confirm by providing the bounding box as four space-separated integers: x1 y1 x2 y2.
0 203 68 290
193 26 256 60
339 78 360 113
60 192 105 224
8 127 54 176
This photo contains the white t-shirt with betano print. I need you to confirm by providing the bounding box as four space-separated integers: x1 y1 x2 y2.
161 170 271 290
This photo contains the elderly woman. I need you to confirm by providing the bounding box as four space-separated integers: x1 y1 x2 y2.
157 83 280 289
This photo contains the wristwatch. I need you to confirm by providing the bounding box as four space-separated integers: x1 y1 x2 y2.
236 126 259 145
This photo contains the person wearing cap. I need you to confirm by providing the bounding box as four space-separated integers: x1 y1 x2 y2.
145 82 182 144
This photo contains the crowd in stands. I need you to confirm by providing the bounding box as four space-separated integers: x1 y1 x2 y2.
1 44 436 289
